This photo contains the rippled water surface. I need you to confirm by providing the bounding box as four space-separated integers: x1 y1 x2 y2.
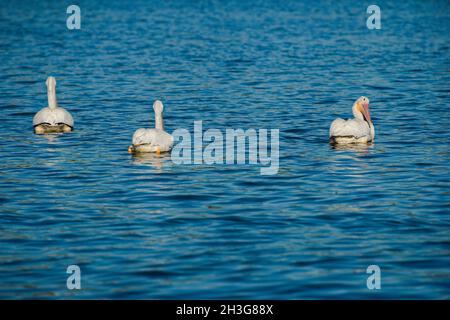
0 0 449 299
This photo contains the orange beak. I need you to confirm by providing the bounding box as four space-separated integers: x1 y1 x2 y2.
361 102 372 125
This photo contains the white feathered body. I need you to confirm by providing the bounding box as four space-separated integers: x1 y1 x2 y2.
33 107 74 128
131 128 174 153
329 118 374 144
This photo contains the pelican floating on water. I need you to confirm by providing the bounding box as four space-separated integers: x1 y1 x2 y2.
329 96 375 144
33 77 74 134
128 100 174 154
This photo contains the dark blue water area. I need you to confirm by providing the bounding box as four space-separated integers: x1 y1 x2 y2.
0 0 449 299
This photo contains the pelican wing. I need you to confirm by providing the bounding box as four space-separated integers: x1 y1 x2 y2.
33 107 74 127
132 128 174 151
132 128 157 146
330 118 370 138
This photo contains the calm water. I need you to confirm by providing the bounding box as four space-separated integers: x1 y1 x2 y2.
0 0 449 299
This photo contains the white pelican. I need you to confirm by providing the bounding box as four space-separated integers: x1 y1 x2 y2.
329 96 375 144
128 100 174 154
33 77 74 134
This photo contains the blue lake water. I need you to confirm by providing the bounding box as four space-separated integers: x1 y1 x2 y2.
0 0 449 299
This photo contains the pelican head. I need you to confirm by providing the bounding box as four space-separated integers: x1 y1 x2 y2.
153 100 164 114
46 76 58 109
46 76 56 89
353 96 372 125
153 100 165 130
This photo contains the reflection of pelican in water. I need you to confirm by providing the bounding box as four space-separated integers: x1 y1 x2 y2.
330 142 374 154
131 152 172 171
329 142 375 178
34 133 63 151
40 134 59 144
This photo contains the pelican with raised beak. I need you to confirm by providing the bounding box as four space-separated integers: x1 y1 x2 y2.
329 96 375 144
